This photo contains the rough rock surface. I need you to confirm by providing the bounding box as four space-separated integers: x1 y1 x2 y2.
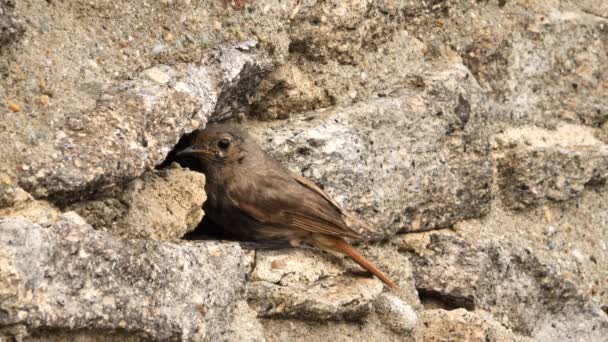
0 0 23 47
405 233 608 337
1 0 607 341
249 67 492 238
247 249 383 321
0 213 257 341
250 64 331 120
70 165 206 241
495 124 608 208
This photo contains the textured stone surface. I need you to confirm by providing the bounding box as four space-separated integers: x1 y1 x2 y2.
0 214 257 341
0 0 23 47
247 249 383 321
374 293 417 334
404 233 608 338
249 66 492 238
250 64 331 120
417 309 525 342
70 165 206 241
494 124 608 208
1 0 607 340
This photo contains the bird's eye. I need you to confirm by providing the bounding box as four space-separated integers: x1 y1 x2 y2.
218 139 231 150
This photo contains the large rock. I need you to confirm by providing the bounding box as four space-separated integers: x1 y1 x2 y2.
247 249 383 321
70 165 206 241
404 233 608 339
5 47 265 203
494 124 608 208
0 214 262 341
248 65 492 238
417 309 526 342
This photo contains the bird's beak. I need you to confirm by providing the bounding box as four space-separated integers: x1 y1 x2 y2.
176 146 205 157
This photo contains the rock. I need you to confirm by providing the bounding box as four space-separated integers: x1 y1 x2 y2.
247 277 383 322
417 309 525 342
70 165 205 241
250 64 331 120
2 43 268 203
0 181 60 225
248 65 492 238
405 233 608 338
261 314 409 342
247 249 383 321
288 0 400 65
494 124 608 209
0 214 258 341
249 249 343 285
0 0 24 47
374 293 417 334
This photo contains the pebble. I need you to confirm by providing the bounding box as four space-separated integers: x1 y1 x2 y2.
145 67 170 84
375 293 417 334
151 44 165 55
8 103 22 112
164 32 175 43
39 95 50 106
571 249 585 263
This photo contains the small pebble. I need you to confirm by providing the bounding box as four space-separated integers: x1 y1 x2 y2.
546 225 556 236
39 95 50 106
191 119 200 128
571 249 585 263
151 44 165 55
8 103 21 112
164 32 175 43
38 79 47 91
547 241 557 250
21 164 30 171
213 21 222 31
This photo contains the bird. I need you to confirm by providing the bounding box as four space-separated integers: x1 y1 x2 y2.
177 122 397 289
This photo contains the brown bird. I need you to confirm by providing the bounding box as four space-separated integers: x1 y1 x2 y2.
178 122 397 289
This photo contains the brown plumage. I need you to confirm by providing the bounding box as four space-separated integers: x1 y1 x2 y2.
178 122 397 289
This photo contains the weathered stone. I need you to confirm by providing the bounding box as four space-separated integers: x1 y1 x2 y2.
247 248 383 321
417 309 526 342
0 214 257 341
248 66 492 238
374 293 417 334
0 0 23 47
250 64 331 120
70 165 206 241
247 277 382 322
494 124 608 209
405 233 608 338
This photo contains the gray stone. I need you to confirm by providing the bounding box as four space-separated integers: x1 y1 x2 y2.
70 165 206 241
248 66 492 238
406 233 608 338
0 214 259 341
494 125 608 208
247 249 383 321
374 293 417 334
418 309 526 342
250 64 331 120
2 34 269 203
0 0 23 47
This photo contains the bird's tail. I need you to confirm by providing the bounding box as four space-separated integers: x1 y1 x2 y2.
313 234 398 289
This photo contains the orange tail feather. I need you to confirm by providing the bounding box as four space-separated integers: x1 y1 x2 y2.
324 236 398 289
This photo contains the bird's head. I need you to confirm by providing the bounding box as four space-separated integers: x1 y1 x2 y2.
177 123 248 166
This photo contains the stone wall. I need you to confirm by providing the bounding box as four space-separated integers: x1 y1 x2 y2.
1 0 606 341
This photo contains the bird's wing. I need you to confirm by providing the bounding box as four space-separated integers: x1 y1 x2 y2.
228 170 363 239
